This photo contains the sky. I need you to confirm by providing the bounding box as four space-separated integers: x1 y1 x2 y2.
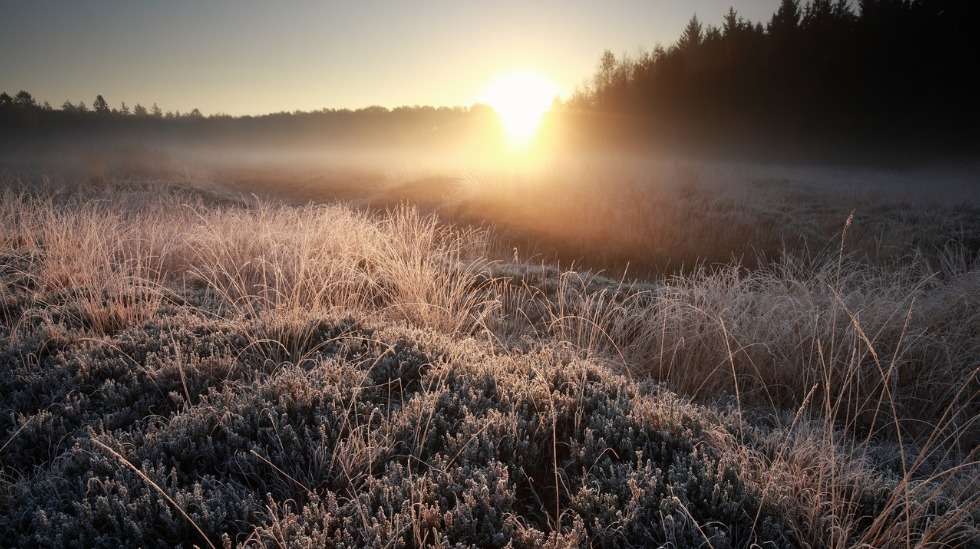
1 1 779 115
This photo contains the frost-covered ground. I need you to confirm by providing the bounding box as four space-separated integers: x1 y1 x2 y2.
0 175 976 547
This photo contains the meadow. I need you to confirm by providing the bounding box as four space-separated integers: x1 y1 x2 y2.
0 167 977 547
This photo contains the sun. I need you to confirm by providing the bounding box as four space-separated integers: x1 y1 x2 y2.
481 72 559 146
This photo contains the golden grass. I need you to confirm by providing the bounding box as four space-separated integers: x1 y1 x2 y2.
1 174 976 547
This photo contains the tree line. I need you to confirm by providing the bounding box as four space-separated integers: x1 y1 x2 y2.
0 91 196 119
2 0 977 160
0 87 494 151
569 0 978 155
0 89 476 123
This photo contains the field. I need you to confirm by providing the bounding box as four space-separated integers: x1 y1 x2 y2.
0 167 978 547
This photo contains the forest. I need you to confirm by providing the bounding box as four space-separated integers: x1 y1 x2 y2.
572 0 979 155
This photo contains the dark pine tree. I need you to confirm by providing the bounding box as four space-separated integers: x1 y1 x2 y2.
93 94 110 114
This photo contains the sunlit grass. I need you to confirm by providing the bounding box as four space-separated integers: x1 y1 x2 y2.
0 175 976 547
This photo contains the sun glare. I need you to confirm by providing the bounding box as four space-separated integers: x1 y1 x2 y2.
481 72 558 146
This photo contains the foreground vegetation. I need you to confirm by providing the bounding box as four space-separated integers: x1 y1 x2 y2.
0 175 977 547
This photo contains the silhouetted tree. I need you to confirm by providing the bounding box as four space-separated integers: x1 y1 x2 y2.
678 15 704 50
593 50 618 96
93 95 110 114
769 0 802 35
151 103 163 117
133 103 148 116
119 102 130 115
0 92 12 108
722 8 741 36
13 91 36 108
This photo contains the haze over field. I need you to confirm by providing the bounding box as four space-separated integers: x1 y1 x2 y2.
1 1 979 548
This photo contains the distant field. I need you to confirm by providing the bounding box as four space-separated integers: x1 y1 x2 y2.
0 171 977 547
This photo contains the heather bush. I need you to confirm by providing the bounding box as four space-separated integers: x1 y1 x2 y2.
1 310 794 547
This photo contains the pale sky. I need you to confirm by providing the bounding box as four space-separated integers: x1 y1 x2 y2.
0 1 779 115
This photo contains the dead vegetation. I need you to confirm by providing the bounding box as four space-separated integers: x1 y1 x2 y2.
0 174 977 547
